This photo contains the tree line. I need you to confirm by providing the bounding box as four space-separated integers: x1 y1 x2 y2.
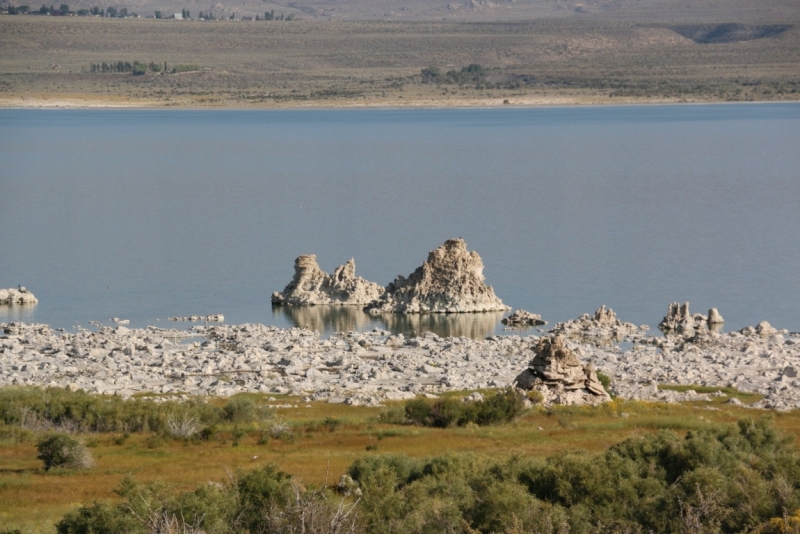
87 60 198 75
5 4 138 16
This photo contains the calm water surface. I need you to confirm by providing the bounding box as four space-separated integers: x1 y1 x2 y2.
1 104 798 337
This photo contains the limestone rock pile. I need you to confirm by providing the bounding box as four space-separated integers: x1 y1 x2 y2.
0 321 531 403
550 306 642 339
3 314 800 410
502 310 546 327
272 256 384 306
0 287 38 305
513 335 610 405
365 238 509 314
591 327 800 410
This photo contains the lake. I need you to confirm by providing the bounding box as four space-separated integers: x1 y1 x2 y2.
1 104 798 338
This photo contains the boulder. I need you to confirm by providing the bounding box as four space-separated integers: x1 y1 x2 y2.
756 321 778 336
0 287 38 305
364 238 509 314
513 335 611 405
708 308 725 325
739 321 785 337
502 309 546 326
272 256 384 306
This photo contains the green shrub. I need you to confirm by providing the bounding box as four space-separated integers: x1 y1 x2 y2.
378 404 407 424
55 501 138 534
231 426 246 446
473 388 527 426
111 432 130 445
171 64 199 73
236 464 295 532
596 372 614 397
36 433 94 471
324 416 342 432
0 386 224 434
405 389 527 428
222 396 272 423
49 417 800 534
404 398 434 426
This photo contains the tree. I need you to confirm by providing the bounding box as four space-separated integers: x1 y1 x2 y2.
59 3 68 13
132 61 148 75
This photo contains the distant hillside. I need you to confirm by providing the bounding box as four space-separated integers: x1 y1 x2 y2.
5 0 798 21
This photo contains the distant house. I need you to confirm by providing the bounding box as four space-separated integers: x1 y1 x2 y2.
173 12 183 19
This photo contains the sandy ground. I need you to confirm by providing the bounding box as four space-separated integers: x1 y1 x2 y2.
0 95 161 108
0 94 697 109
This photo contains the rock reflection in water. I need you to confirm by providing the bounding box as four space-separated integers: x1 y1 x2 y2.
709 322 724 334
274 305 376 333
0 303 37 323
273 305 505 338
377 312 505 339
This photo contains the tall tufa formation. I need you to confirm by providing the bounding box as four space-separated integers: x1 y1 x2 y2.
513 335 611 405
271 255 384 306
659 302 725 335
364 238 509 314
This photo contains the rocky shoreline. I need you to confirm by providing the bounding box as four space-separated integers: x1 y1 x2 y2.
2 312 799 410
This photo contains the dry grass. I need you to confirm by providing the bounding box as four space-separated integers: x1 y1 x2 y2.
1 16 798 108
2 390 800 533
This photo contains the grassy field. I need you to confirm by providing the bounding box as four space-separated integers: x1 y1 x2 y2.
1 16 798 108
2 385 799 533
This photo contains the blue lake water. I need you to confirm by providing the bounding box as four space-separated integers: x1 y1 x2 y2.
1 104 799 337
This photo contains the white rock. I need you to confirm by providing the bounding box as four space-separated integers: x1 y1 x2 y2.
364 238 509 314
272 256 383 306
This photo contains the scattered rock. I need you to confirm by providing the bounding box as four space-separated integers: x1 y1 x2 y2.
3 313 800 409
169 314 224 322
513 335 611 405
0 287 38 305
740 321 787 337
550 305 639 339
272 256 383 306
502 309 546 326
365 238 509 314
